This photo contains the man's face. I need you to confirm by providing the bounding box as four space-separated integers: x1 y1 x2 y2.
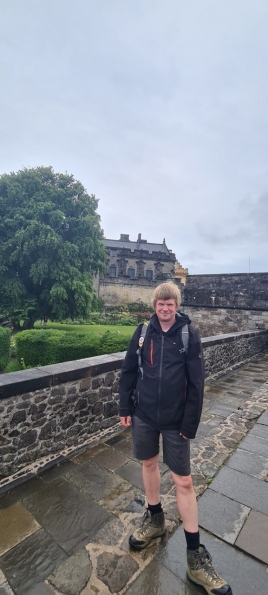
155 298 177 324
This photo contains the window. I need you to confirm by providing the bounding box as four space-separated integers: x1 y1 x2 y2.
145 270 153 280
127 267 135 279
109 265 116 277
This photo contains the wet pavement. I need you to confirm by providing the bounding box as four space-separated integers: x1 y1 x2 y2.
0 354 268 595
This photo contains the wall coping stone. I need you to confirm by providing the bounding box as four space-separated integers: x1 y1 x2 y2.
0 352 126 400
0 332 267 401
201 329 267 347
182 303 268 312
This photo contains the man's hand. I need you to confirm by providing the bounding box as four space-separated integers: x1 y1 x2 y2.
180 433 188 440
120 416 132 427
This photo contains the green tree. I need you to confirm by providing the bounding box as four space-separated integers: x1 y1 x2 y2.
0 166 106 328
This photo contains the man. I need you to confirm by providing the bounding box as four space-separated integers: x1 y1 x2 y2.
119 282 232 595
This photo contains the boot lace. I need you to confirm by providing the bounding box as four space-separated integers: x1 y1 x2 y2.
138 509 152 536
193 547 222 585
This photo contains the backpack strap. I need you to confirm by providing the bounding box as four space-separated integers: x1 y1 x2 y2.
137 321 150 379
181 323 189 354
176 313 189 354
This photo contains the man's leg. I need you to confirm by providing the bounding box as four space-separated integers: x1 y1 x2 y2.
171 472 198 532
164 432 232 595
129 417 166 550
142 454 161 505
172 471 232 594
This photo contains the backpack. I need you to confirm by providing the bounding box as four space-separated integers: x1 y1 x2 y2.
137 314 189 379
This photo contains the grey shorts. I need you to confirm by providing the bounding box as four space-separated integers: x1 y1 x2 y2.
131 415 191 476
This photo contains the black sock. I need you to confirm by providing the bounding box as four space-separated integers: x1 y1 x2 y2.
148 502 163 516
184 530 200 551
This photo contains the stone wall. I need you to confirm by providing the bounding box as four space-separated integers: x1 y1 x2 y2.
184 272 268 309
0 331 268 484
181 306 268 337
98 277 181 307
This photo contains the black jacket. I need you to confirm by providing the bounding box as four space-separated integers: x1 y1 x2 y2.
119 312 204 439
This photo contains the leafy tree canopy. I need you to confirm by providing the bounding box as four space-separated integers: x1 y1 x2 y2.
0 166 106 327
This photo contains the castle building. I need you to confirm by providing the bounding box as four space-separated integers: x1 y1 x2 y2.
94 234 188 306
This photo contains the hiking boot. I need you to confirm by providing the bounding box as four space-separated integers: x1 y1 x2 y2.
187 544 232 595
129 509 166 550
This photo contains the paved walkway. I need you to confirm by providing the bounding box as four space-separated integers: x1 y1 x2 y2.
0 354 268 595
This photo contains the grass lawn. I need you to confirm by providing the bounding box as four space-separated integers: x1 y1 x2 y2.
34 321 136 337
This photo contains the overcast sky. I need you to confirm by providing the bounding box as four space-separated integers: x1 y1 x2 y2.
1 0 268 274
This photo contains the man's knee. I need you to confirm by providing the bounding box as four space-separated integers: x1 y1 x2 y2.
142 454 159 470
172 472 193 492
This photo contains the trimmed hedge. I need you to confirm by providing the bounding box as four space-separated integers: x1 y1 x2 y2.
15 329 131 368
0 327 11 371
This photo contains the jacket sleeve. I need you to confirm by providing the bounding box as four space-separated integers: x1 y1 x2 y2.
180 325 204 439
119 325 141 417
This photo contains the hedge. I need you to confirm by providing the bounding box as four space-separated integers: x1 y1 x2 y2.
0 327 11 371
15 329 131 368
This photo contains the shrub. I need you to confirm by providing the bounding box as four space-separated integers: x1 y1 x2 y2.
0 327 11 370
98 331 130 354
15 328 130 368
4 359 23 373
56 332 101 361
16 329 63 367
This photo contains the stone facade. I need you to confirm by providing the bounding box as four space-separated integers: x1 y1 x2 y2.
181 306 268 337
96 233 188 306
0 330 267 484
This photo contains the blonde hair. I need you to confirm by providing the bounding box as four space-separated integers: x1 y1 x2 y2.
152 282 181 309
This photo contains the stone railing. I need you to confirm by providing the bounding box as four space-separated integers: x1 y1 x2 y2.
0 330 268 487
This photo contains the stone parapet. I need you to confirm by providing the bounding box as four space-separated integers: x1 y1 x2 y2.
181 306 268 337
0 331 267 483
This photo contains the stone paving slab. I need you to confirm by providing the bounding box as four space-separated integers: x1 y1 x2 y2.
63 459 124 501
235 509 268 565
250 423 268 440
206 403 238 417
90 446 131 471
0 477 44 510
0 529 67 595
100 482 144 515
0 584 15 595
238 433 268 457
209 467 268 515
22 478 111 554
117 461 145 491
197 489 250 544
157 526 268 595
26 585 55 595
227 447 268 480
0 502 40 555
124 558 199 594
0 572 5 587
48 548 93 595
40 459 76 483
71 442 108 463
257 407 268 425
113 437 135 458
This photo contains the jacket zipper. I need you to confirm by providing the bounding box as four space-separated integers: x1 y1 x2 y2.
157 334 164 426
150 339 154 365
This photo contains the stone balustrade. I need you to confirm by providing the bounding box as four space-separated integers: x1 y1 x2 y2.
0 330 268 485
